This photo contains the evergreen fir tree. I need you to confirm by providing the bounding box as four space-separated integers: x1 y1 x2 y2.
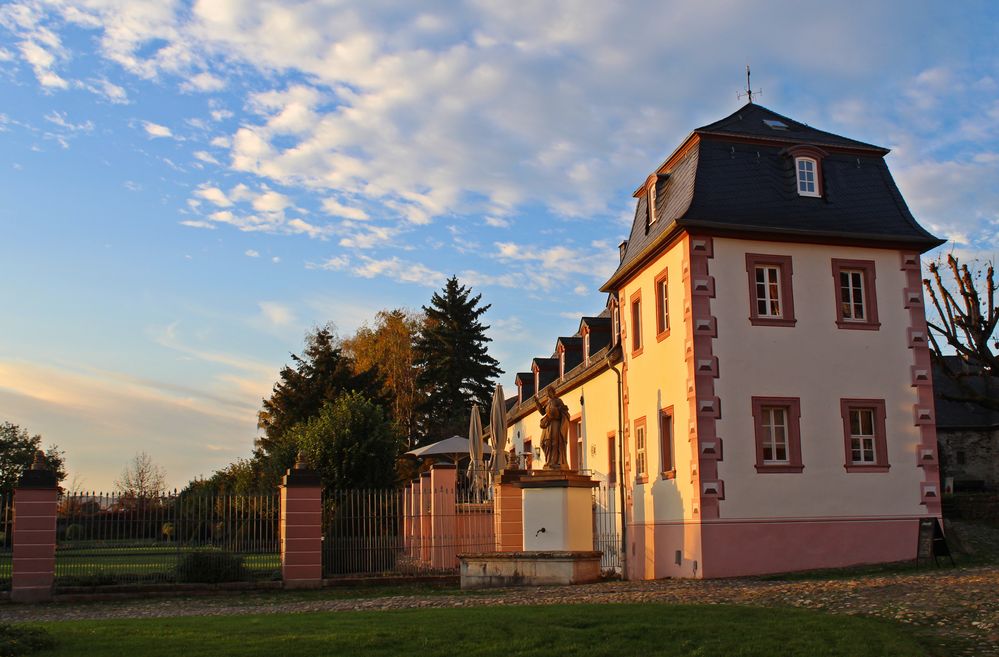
256 324 386 460
414 276 502 442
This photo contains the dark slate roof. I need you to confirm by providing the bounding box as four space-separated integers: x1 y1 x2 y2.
934 358 999 429
602 103 943 290
557 336 584 351
579 316 611 333
695 103 887 152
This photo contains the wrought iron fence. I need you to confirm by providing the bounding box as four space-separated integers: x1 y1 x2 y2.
0 494 11 591
55 491 280 587
323 487 494 578
593 484 622 574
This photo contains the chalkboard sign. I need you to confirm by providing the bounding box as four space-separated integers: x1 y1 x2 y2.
916 517 953 567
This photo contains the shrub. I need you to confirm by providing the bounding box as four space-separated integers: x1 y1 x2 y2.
175 548 245 583
0 623 55 657
63 524 83 541
161 522 175 541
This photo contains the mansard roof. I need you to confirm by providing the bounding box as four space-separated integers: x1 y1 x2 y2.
602 103 943 291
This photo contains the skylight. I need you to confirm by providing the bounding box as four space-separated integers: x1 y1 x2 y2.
763 119 788 130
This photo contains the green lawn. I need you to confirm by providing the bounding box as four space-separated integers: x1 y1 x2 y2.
32 604 928 657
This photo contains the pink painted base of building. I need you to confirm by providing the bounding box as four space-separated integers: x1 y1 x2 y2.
631 517 923 579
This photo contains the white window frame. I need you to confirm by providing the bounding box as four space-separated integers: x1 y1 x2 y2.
657 276 669 334
849 408 877 464
648 183 657 223
754 265 783 318
761 406 790 464
635 425 647 476
796 157 819 197
839 269 866 322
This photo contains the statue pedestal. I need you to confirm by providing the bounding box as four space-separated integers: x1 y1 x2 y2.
459 470 602 589
518 471 599 551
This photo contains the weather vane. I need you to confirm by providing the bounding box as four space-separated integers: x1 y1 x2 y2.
737 64 762 104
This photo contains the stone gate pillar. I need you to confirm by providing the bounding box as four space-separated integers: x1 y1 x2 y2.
12 452 58 603
279 456 323 589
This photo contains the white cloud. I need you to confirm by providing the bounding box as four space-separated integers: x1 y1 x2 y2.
142 121 173 138
244 249 259 257
352 256 445 287
80 78 128 104
338 225 394 249
194 185 231 207
181 71 226 93
322 198 369 221
258 301 294 327
44 111 93 132
209 135 230 148
309 255 349 271
194 150 219 164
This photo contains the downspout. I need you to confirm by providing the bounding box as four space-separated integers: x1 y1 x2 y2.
606 354 628 580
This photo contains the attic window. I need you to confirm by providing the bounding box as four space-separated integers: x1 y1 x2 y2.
648 182 657 224
764 119 788 130
796 157 820 197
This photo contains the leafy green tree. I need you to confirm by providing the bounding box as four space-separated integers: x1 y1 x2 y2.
256 324 386 459
0 422 66 494
413 276 501 442
283 391 401 490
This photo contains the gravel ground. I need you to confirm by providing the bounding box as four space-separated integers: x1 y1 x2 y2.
3 521 997 656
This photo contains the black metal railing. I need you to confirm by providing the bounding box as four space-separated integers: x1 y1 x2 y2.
55 491 280 587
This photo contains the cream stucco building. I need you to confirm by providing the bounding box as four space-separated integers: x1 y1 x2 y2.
498 102 944 579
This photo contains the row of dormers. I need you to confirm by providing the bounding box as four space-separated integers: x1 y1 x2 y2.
513 312 615 404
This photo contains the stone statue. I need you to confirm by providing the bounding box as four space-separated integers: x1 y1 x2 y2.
534 388 570 470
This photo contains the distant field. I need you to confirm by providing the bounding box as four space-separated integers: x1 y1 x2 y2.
31 604 929 657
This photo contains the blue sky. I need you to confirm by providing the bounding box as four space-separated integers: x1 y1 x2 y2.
1 1 997 490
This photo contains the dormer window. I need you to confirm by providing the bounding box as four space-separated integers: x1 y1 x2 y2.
583 332 590 366
558 350 565 380
647 181 657 223
796 157 818 196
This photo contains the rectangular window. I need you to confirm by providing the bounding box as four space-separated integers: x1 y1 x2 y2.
612 304 620 345
654 268 670 340
745 254 796 327
583 332 590 366
831 259 880 330
761 407 789 464
634 417 648 483
840 399 889 472
849 408 876 464
659 407 674 478
755 265 782 317
751 397 803 473
630 290 643 355
607 432 617 484
523 439 533 470
569 418 583 471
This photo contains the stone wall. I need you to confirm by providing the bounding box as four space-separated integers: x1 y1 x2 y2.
937 428 999 491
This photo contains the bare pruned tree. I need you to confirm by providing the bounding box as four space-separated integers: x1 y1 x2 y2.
923 254 998 411
115 451 167 498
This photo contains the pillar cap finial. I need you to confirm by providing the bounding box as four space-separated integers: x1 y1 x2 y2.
30 450 47 470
